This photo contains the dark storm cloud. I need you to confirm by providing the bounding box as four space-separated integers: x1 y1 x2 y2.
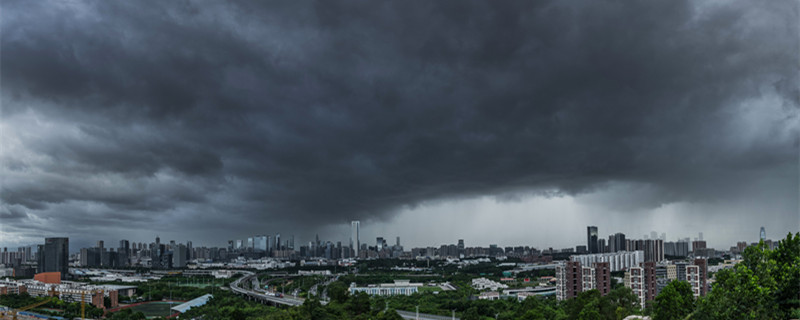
1 0 797 244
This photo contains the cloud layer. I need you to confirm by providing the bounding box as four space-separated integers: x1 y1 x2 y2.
1 0 797 248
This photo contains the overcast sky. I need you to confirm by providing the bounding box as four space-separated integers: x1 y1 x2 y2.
1 1 798 251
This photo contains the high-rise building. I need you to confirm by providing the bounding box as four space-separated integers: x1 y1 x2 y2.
351 221 360 257
691 240 707 253
598 238 607 253
629 266 646 307
275 234 281 250
587 226 599 254
693 258 708 296
594 262 611 296
173 244 187 268
118 240 130 267
643 239 664 262
556 261 582 301
97 240 105 266
609 233 626 252
760 227 766 241
39 237 69 279
643 261 657 302
686 264 702 298
254 235 268 252
376 237 384 251
676 240 690 257
556 261 611 301
571 251 645 272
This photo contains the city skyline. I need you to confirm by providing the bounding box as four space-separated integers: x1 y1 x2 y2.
5 223 779 256
1 1 798 250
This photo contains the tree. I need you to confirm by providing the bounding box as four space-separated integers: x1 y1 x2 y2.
345 291 372 316
377 308 404 320
693 232 800 319
461 306 482 320
327 281 349 304
653 280 694 320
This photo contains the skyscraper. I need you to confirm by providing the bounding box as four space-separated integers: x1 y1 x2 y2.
40 237 69 279
609 233 626 252
760 227 766 241
254 235 268 252
173 244 187 268
587 226 599 254
351 220 360 257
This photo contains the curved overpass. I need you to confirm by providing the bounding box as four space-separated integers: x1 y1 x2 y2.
230 271 328 307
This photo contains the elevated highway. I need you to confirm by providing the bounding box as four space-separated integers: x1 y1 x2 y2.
230 271 329 307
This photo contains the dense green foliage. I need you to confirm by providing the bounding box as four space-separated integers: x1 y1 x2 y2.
652 280 694 320
561 288 640 320
691 232 800 319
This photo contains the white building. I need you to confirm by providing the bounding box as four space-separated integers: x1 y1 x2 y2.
628 267 646 308
479 291 500 300
571 251 644 272
686 265 701 298
555 264 567 301
581 266 596 292
471 277 508 291
349 280 422 296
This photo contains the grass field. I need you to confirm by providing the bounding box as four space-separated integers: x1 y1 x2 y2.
418 286 442 293
176 282 219 288
129 302 179 317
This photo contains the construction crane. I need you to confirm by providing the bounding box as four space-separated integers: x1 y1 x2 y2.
1 297 53 320
80 288 103 320
8 298 52 320
0 287 62 320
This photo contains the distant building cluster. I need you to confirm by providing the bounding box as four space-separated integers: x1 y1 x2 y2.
553 225 754 306
0 224 776 285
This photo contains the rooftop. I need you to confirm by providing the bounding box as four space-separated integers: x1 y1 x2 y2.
171 293 213 313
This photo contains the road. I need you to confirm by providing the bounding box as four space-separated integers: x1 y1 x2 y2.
230 271 330 307
396 310 459 320
229 271 306 306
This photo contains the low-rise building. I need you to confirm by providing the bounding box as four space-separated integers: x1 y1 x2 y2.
0 278 119 309
349 280 422 296
478 291 500 300
471 277 508 291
